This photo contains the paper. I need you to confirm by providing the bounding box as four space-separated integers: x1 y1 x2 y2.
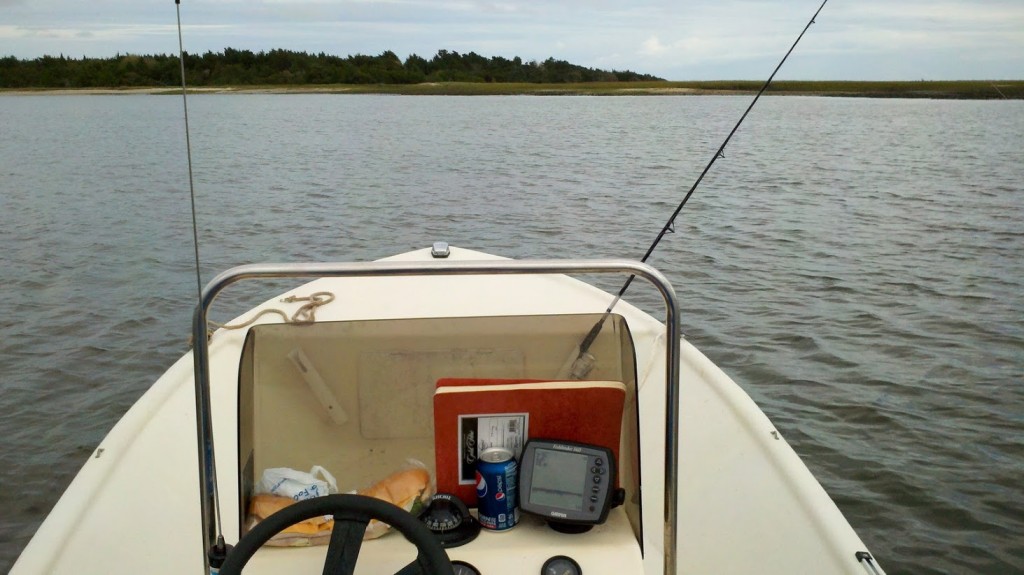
457 413 528 484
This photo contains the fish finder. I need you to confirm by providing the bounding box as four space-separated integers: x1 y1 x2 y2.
518 438 622 533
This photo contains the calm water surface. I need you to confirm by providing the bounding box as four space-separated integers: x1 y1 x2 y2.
1 94 1022 574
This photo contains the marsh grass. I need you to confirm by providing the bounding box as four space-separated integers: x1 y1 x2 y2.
231 80 1024 98
7 80 1022 98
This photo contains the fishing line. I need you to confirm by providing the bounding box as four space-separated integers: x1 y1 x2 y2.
176 0 203 303
175 0 230 567
565 0 830 379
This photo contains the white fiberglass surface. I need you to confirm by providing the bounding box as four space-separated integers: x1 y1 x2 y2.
13 248 877 574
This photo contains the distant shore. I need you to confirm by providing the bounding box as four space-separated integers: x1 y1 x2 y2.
3 80 1022 99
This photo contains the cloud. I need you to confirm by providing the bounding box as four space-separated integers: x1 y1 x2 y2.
836 1 1024 25
1 0 1022 79
2 23 225 41
640 36 668 56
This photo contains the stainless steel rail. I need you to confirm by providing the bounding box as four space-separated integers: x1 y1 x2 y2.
191 258 681 574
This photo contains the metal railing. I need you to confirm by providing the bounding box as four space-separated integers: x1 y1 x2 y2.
191 258 681 574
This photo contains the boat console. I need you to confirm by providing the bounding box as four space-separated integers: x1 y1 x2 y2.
235 312 644 572
190 258 682 574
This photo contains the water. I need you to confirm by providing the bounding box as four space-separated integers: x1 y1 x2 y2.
1 94 1022 574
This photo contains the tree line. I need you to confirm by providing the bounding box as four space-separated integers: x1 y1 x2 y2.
0 48 663 88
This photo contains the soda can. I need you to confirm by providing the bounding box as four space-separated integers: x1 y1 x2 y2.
475 447 519 531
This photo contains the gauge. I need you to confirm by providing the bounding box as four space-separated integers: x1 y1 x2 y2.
542 555 582 575
421 496 464 532
452 560 481 575
419 492 481 548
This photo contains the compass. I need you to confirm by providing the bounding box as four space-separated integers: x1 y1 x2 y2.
418 492 481 548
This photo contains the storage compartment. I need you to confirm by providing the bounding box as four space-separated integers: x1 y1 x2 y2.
236 313 640 538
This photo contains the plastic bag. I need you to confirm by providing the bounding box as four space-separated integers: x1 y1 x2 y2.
256 465 338 501
247 462 433 545
249 465 339 547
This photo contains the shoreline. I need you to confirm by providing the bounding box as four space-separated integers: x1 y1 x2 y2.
2 80 1022 99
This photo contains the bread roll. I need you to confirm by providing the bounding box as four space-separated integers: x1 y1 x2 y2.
247 465 434 543
247 494 333 546
357 466 433 539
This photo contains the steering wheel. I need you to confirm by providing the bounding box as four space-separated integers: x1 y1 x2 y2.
219 494 454 575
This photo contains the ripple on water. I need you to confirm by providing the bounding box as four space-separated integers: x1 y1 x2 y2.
1 95 1022 574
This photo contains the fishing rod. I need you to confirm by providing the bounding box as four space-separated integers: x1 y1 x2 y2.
565 0 830 379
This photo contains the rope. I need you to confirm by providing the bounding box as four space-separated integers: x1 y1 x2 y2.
202 291 336 340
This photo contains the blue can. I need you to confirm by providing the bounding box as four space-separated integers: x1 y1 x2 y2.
475 447 519 531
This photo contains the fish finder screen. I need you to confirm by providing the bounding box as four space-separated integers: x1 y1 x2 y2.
529 448 589 510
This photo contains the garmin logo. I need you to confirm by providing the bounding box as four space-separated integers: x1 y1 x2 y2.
552 443 582 453
549 511 568 518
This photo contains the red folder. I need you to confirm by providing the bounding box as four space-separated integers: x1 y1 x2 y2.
433 378 626 506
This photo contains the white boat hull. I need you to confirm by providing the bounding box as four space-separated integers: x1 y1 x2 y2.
13 247 881 574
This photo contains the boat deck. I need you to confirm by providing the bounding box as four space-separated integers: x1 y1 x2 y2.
12 247 882 574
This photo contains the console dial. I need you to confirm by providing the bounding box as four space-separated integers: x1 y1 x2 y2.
452 560 481 575
542 555 582 575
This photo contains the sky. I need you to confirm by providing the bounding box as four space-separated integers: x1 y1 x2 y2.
1 0 1022 81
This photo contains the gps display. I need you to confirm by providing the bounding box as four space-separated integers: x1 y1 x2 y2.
518 438 616 528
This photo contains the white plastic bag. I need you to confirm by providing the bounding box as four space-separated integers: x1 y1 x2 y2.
256 465 338 501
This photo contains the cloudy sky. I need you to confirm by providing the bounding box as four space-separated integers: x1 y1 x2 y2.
2 0 1022 80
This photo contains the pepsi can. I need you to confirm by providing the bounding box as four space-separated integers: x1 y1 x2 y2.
476 447 519 531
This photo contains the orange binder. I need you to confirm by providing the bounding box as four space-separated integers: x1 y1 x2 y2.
433 378 626 505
